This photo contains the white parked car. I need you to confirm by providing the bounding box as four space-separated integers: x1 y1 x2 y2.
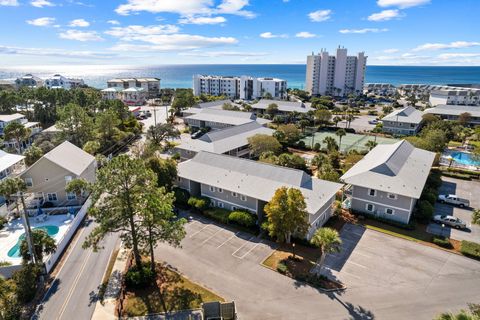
433 215 467 229
368 119 379 125
437 194 470 208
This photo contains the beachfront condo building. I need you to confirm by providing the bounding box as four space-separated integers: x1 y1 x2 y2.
44 74 84 90
193 75 287 100
15 74 44 89
106 78 161 98
305 47 367 97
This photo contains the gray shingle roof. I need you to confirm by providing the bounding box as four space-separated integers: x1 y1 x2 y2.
176 122 274 154
251 99 313 113
424 105 480 118
184 108 260 126
382 106 424 124
42 141 95 176
178 152 342 214
340 140 435 199
0 150 24 173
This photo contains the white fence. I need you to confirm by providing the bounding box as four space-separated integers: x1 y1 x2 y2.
43 197 92 273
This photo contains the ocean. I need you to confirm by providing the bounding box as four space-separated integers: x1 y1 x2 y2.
0 65 479 89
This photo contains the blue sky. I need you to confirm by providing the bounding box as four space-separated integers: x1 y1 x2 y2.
0 0 479 66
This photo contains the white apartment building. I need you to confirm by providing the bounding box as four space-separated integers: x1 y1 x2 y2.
107 78 161 98
305 47 367 97
44 74 84 90
193 75 287 100
429 87 480 106
0 113 42 152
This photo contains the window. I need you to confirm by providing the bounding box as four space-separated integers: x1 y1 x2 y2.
217 202 224 208
385 208 394 215
231 192 238 197
65 176 72 185
217 188 223 193
67 192 76 200
210 200 216 206
366 203 375 212
209 186 215 192
24 178 33 187
387 193 397 200
368 189 376 197
232 206 237 211
47 193 58 201
240 195 247 202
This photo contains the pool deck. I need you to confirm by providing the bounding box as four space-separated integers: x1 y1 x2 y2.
0 214 72 265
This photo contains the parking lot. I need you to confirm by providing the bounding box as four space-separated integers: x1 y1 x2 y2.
427 176 480 242
321 223 480 289
154 213 480 319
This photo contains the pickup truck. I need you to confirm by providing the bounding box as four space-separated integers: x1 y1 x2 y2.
437 194 470 208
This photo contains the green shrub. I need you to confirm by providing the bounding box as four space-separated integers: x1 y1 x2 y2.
460 241 480 260
173 187 190 207
204 208 230 223
0 216 7 230
313 143 321 151
171 152 180 160
352 210 416 230
432 236 453 249
441 171 472 180
277 262 288 274
421 188 437 206
446 167 480 178
228 211 257 228
125 264 155 289
12 263 40 303
297 140 306 149
187 196 210 211
415 200 434 222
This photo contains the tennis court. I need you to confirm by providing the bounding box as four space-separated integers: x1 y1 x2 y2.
301 131 399 152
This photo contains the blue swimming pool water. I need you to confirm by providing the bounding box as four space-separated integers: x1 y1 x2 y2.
450 151 480 166
7 225 59 258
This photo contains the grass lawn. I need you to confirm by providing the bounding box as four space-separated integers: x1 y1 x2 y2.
122 264 224 317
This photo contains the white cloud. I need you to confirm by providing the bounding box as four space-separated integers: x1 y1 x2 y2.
413 41 480 51
383 48 399 53
308 9 332 22
105 25 180 38
368 9 401 21
179 51 268 57
0 0 18 6
26 17 56 27
179 16 226 25
260 32 288 39
69 19 90 27
107 20 120 25
295 31 317 38
437 53 480 60
377 0 430 8
59 30 104 41
115 0 255 18
339 28 388 34
31 0 55 7
0 45 116 59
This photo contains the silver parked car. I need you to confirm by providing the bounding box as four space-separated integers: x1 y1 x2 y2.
433 215 467 229
437 194 470 208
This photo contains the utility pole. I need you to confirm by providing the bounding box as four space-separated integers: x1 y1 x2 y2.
18 192 36 264
153 105 157 127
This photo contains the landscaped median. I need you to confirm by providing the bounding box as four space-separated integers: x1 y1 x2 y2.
261 244 345 292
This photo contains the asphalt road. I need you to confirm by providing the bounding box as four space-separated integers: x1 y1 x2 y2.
33 216 119 320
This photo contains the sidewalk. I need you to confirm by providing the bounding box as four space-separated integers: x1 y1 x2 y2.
92 245 129 320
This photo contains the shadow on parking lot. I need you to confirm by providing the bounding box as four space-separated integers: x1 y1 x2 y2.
326 291 375 320
325 224 366 272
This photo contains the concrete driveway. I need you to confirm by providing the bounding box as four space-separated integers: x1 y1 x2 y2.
427 177 480 242
155 214 480 320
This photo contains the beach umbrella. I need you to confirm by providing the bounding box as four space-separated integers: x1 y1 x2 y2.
37 207 43 216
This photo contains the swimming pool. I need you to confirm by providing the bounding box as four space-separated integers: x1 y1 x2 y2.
449 151 480 166
7 225 59 258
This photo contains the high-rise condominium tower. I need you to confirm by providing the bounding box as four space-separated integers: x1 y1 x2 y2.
305 47 367 96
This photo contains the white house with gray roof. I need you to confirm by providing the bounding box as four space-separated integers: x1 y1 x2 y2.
20 141 96 208
424 105 480 126
250 99 314 117
177 151 343 239
382 106 424 135
175 122 274 160
341 140 435 224
183 108 270 131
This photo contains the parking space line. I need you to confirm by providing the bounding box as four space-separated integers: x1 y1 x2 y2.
200 228 227 245
236 240 265 259
231 236 257 258
348 261 368 269
216 232 240 249
189 224 213 238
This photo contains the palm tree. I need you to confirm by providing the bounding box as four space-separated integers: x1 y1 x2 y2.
0 177 37 264
322 136 338 153
310 227 342 268
20 229 56 263
4 122 32 154
332 116 342 127
335 129 346 152
346 114 355 128
365 140 378 151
